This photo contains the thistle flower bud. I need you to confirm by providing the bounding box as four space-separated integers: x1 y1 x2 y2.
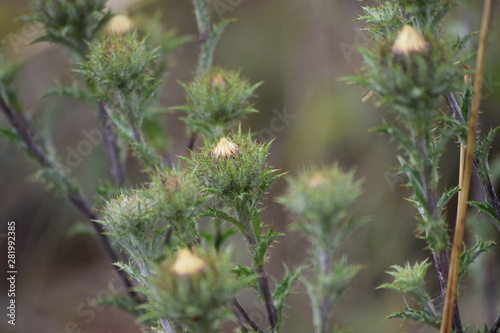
189 133 276 203
309 173 326 188
179 68 260 137
147 248 245 331
210 73 227 88
278 164 365 249
106 14 134 35
162 176 180 191
172 249 205 276
211 138 239 160
392 25 428 56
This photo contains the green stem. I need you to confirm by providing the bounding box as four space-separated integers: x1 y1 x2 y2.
317 248 332 333
234 201 279 331
413 132 463 333
193 0 212 76
0 97 140 304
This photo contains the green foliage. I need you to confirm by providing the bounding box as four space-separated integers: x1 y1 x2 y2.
78 33 161 111
459 239 495 280
350 0 498 331
278 164 367 333
149 170 207 246
98 188 169 276
273 265 304 330
188 131 278 205
192 0 232 76
380 260 433 305
98 169 206 270
179 69 261 137
0 53 22 111
476 127 500 184
29 0 112 57
278 164 366 252
77 32 173 171
386 301 441 329
146 247 250 333
470 201 500 228
379 260 440 327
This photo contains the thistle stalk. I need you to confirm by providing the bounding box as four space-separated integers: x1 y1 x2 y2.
234 201 279 330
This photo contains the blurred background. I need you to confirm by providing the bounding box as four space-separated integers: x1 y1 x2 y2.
1 0 500 332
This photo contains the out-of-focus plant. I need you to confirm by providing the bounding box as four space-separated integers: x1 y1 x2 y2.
349 0 498 332
278 165 367 333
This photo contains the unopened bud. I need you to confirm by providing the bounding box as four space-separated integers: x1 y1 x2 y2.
107 14 134 35
162 177 180 191
211 138 239 160
309 173 326 188
172 249 205 276
392 25 428 56
211 74 227 88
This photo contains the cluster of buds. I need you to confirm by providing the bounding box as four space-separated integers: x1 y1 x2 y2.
148 247 246 332
179 68 261 138
188 133 274 204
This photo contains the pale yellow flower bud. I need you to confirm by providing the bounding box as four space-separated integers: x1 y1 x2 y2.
172 249 205 276
392 25 428 55
211 138 240 160
107 14 134 35
309 173 326 188
211 74 227 88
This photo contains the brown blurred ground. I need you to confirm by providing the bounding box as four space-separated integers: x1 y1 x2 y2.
1 0 500 332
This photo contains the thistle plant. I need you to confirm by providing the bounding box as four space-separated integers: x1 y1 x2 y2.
9 0 479 332
77 32 166 171
351 0 498 331
278 165 367 333
187 132 286 331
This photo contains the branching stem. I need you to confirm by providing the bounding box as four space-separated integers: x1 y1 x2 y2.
0 98 139 304
97 101 126 186
234 202 278 331
233 298 264 332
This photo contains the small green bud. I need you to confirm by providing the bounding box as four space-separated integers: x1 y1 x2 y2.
179 68 261 138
